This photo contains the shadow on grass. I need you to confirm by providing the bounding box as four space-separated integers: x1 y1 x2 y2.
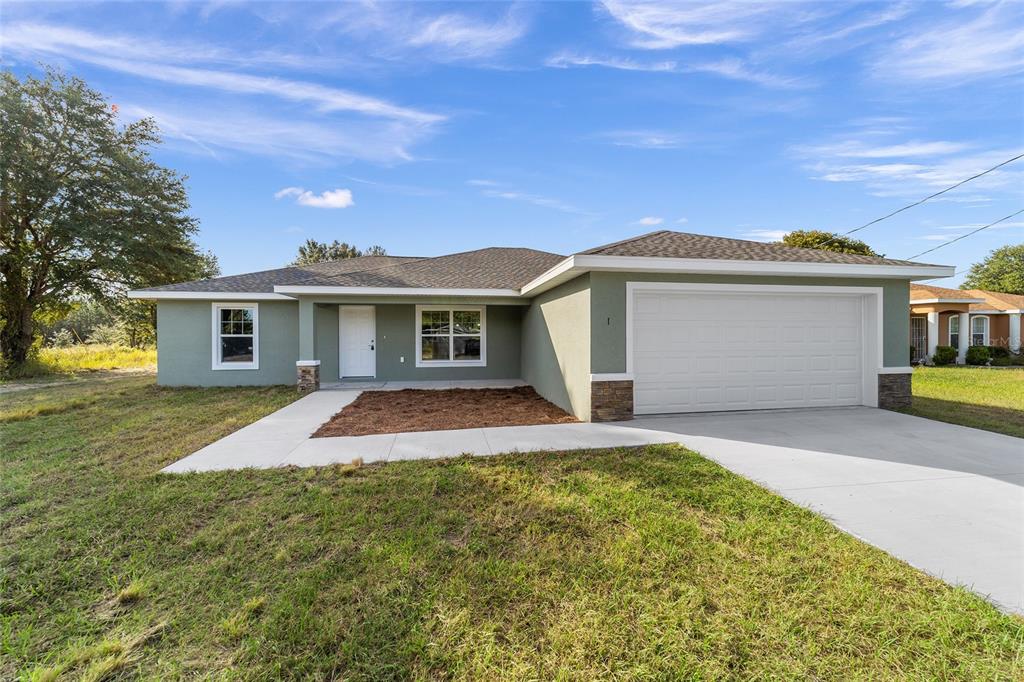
902 396 1024 441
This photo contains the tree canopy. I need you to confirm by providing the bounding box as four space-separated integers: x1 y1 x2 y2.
0 69 214 368
292 239 387 265
961 244 1024 295
778 230 879 256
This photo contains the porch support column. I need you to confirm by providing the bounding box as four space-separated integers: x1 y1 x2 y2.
296 298 319 393
957 312 971 364
1010 312 1022 354
926 312 939 364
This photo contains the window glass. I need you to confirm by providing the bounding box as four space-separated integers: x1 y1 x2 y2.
971 317 987 345
949 316 959 347
418 308 483 363
453 336 481 360
421 336 450 361
453 311 481 334
421 310 449 334
221 336 254 363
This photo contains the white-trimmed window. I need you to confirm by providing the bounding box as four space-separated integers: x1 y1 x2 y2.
416 305 485 367
949 315 959 348
971 315 989 346
212 303 259 370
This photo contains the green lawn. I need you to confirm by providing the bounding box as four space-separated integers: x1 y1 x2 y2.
2 377 1022 680
904 366 1024 438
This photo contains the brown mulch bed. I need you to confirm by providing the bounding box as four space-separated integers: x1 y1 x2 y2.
312 386 579 437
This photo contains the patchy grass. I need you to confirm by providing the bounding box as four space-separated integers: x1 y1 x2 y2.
3 344 156 380
2 376 1022 680
903 366 1024 438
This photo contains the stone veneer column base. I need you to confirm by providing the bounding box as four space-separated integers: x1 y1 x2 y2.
296 360 320 394
877 372 911 410
591 379 634 422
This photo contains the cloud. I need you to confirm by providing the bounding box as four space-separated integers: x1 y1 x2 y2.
635 216 663 226
742 229 788 241
469 180 588 214
546 51 803 88
676 217 689 224
597 130 688 149
275 187 354 209
597 0 790 48
800 140 972 159
408 11 527 59
919 234 957 241
873 2 1024 83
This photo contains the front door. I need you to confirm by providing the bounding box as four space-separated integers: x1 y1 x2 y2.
910 317 927 363
339 306 375 377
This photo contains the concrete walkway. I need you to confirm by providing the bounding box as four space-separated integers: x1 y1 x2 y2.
162 386 679 474
624 408 1024 615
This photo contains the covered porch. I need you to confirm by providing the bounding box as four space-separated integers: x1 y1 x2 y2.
910 297 1004 364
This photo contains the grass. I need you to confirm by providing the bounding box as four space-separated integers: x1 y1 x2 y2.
904 366 1024 438
2 344 156 381
2 376 1022 680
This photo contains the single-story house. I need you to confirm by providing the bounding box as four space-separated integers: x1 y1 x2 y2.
129 230 952 420
909 284 1023 363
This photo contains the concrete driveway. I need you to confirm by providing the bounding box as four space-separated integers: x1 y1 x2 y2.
624 407 1024 614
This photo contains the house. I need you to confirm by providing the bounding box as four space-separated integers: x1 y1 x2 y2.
909 284 1023 363
128 231 952 420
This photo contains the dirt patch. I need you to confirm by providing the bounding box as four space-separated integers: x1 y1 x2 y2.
312 386 578 437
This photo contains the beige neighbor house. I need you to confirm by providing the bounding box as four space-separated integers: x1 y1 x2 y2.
909 284 1024 364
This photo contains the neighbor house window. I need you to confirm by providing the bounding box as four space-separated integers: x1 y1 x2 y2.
949 315 959 348
416 306 485 367
971 316 989 346
212 303 259 370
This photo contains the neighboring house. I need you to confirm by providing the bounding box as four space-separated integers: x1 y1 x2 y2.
129 231 951 420
909 284 1024 364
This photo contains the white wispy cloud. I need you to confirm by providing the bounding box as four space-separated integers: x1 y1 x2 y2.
408 11 527 59
873 2 1024 83
275 187 354 209
676 217 689 224
933 221 1024 231
800 140 972 159
597 0 790 48
742 229 788 241
546 51 803 88
635 216 664 226
468 180 587 214
919 234 957 241
597 130 689 149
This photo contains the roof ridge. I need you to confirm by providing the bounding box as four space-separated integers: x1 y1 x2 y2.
579 229 671 255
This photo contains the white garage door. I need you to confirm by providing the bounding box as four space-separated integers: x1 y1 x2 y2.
632 289 865 414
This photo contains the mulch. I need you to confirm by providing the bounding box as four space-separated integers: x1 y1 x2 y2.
312 386 579 437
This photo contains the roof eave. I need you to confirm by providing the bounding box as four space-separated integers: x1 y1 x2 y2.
520 255 956 296
127 290 295 301
909 298 987 305
272 285 524 298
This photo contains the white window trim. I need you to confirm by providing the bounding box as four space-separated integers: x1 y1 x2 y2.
211 302 259 370
415 305 486 368
948 314 959 347
971 315 990 346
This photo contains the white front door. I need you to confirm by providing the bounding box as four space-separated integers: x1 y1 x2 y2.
339 306 376 377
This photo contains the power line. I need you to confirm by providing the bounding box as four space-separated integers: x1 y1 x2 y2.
815 151 1024 250
905 209 1024 260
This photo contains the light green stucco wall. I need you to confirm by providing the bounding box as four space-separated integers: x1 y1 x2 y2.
587 272 910 372
156 300 299 386
156 299 522 385
521 274 592 420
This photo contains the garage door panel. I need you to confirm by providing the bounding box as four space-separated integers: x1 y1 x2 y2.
633 290 864 414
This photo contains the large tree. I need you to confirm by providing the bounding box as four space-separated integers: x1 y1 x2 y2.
961 244 1024 295
0 69 212 368
778 230 879 256
291 239 387 265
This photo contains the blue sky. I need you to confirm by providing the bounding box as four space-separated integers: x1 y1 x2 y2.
3 1 1023 283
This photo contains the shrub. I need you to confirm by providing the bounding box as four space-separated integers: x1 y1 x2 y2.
965 345 990 366
50 328 75 348
991 353 1024 367
931 346 957 366
88 323 128 346
987 345 1010 359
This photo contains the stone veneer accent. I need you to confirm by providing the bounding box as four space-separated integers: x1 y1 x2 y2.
877 372 911 410
296 361 320 394
591 379 634 422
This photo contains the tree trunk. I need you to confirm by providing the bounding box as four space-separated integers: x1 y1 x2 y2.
0 296 35 368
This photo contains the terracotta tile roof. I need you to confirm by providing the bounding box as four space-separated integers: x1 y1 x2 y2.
580 230 939 266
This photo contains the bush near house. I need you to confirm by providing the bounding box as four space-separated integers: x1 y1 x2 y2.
986 345 1010 359
965 346 991 366
932 346 957 366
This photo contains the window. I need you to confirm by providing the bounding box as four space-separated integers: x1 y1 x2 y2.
949 315 959 348
212 303 259 370
416 306 485 367
971 316 989 347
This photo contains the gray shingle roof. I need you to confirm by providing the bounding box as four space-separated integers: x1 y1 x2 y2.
579 230 938 267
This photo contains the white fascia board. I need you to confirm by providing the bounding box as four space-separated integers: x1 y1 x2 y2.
273 285 522 297
128 290 294 301
909 298 986 305
969 308 1022 314
520 255 955 296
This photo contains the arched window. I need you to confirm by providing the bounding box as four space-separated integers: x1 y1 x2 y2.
971 316 989 346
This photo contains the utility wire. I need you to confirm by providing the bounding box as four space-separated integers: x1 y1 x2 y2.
905 209 1024 260
815 152 1024 251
